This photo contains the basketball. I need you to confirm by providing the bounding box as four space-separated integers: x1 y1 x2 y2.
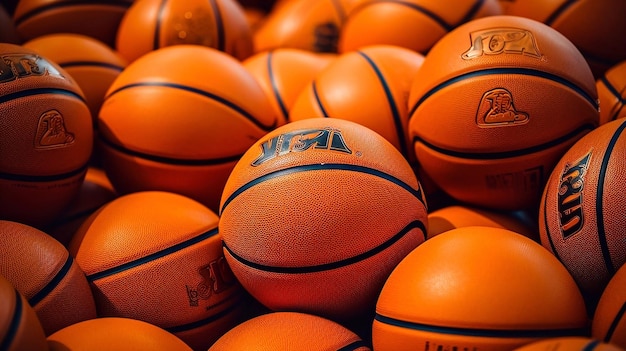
503 0 626 78
219 117 428 322
0 3 20 44
253 0 362 53
338 0 502 54
539 118 626 314
592 264 626 348
0 43 93 228
68 191 249 350
208 312 371 351
407 15 599 211
372 226 588 351
289 44 425 163
47 317 193 351
0 220 97 335
242 47 336 125
23 33 128 126
427 205 537 240
12 0 134 47
0 274 48 351
513 337 624 351
597 60 626 125
98 44 278 213
115 0 253 63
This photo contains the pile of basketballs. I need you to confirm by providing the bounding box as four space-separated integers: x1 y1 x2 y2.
1 0 626 350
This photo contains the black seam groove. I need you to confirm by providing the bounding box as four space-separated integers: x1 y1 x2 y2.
0 289 23 351
0 87 86 105
13 0 133 25
267 50 290 121
208 0 225 52
604 301 626 342
59 61 125 72
165 290 245 333
599 76 626 122
28 255 74 306
222 219 426 274
312 80 331 117
0 164 87 182
104 81 276 131
544 0 579 26
413 123 595 160
154 0 169 51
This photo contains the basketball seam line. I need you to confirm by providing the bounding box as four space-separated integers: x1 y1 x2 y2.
542 183 563 262
0 164 88 183
412 123 595 159
544 0 579 26
357 50 409 157
0 289 22 351
337 340 370 351
458 0 485 27
85 227 219 282
583 340 601 351
408 67 599 119
349 0 452 31
599 76 626 122
60 61 125 72
373 314 587 337
165 290 245 333
219 163 427 214
604 301 626 342
12 0 133 25
98 135 244 166
154 0 168 51
208 0 225 52
0 87 86 105
595 119 626 275
312 80 331 117
222 219 427 274
104 81 276 131
267 50 290 121
28 255 74 306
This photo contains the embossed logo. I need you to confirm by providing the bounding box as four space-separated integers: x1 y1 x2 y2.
252 127 352 166
34 110 75 149
186 257 237 307
462 27 541 60
0 53 64 83
476 88 529 127
558 152 591 239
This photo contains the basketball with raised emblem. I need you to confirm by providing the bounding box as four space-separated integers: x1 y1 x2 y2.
0 43 93 228
408 15 599 210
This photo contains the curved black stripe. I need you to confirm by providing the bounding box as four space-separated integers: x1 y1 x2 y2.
357 51 408 157
60 61 125 72
29 255 74 306
542 184 562 262
456 0 484 26
0 289 22 351
409 67 599 119
584 340 601 351
220 163 426 214
596 120 626 275
604 301 626 342
223 219 426 274
544 0 579 26
87 227 219 281
337 340 370 351
154 0 169 50
208 0 225 52
99 134 243 166
312 80 331 117
599 76 626 122
374 314 586 338
166 291 244 333
105 81 276 131
13 0 133 25
0 87 85 105
0 164 87 183
413 123 595 160
349 0 451 31
267 50 290 121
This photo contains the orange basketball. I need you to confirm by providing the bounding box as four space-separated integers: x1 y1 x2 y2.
242 47 336 124
12 0 133 47
219 117 428 322
427 205 538 240
0 220 97 335
338 0 502 54
592 264 626 348
597 60 626 125
513 337 624 351
539 118 626 314
407 15 599 211
23 33 128 126
289 45 425 162
503 0 626 78
98 45 278 213
116 0 252 63
208 312 371 350
69 191 249 350
0 43 93 228
253 0 365 53
47 317 193 351
0 274 48 351
372 226 588 351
